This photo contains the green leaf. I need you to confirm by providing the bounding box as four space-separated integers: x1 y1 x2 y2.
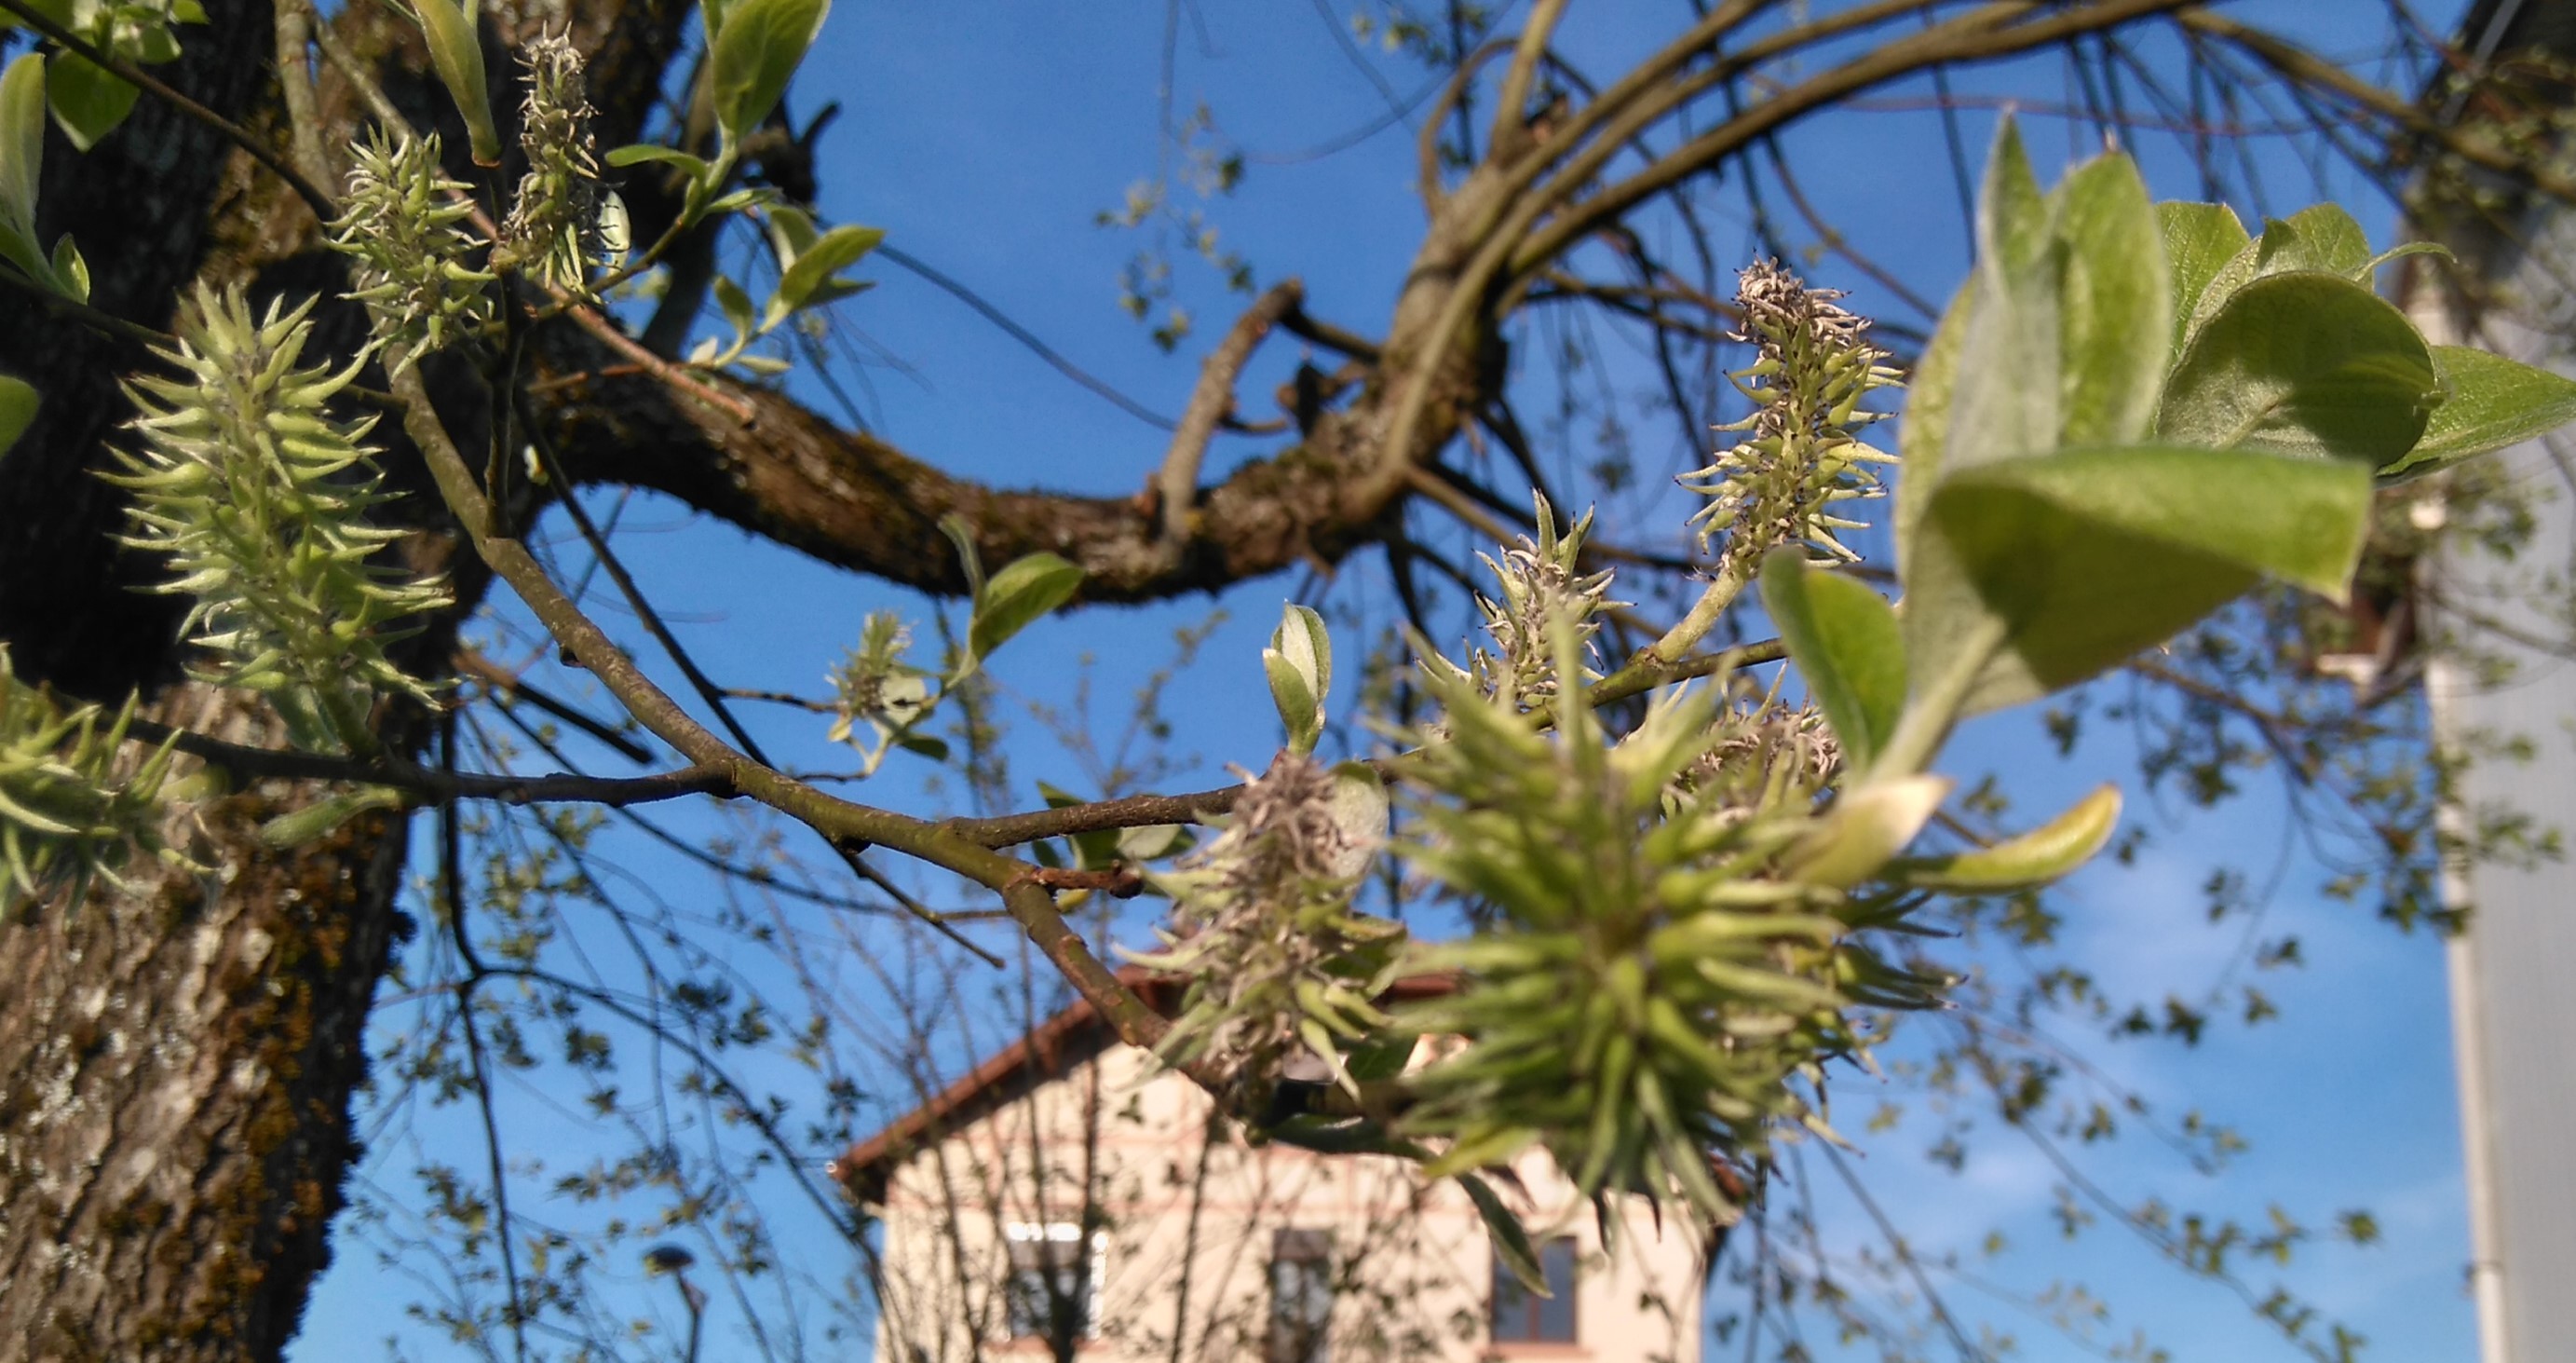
0 373 36 459
1264 650 1320 756
1759 550 1905 770
968 552 1083 661
1457 1173 1550 1296
938 514 984 600
46 52 138 151
258 785 404 848
1946 124 2063 470
1905 444 2373 716
0 52 43 242
1264 602 1331 756
765 205 820 266
2379 345 2576 481
605 143 710 175
1891 783 2121 892
1976 116 2047 273
47 230 84 302
712 271 756 340
2049 152 2169 446
2254 204 2371 279
410 0 500 166
1894 280 1972 577
2155 201 2248 352
767 222 882 326
707 0 829 145
2156 271 2440 466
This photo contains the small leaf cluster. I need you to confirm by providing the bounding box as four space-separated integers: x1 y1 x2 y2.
0 54 92 302
0 648 188 907
0 0 207 150
111 284 451 753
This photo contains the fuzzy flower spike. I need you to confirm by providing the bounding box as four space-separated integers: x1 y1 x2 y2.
1680 261 1903 566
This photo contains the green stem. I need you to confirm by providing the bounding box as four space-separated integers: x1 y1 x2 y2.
1640 551 1759 666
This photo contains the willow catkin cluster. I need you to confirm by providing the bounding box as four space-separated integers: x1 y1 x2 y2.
497 33 605 295
110 285 451 753
1681 261 1901 566
1130 755 1401 1097
0 649 186 907
1458 497 1623 711
1393 622 1942 1224
329 130 494 365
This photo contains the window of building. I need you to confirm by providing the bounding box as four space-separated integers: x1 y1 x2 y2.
1268 1228 1334 1363
1489 1235 1579 1344
1002 1221 1102 1341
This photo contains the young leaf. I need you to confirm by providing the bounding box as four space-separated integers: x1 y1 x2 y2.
967 552 1082 661
258 785 404 848
0 373 35 458
1894 280 1972 576
46 52 137 151
1904 444 2373 716
2156 271 2440 467
2050 151 2168 447
708 0 829 145
767 223 883 325
2379 346 2576 481
1891 783 2122 891
1758 550 1905 770
410 0 500 166
1265 650 1320 756
2254 204 2371 279
0 53 43 257
2156 201 2250 351
1323 763 1388 879
605 143 710 175
1265 603 1331 756
1976 116 2047 273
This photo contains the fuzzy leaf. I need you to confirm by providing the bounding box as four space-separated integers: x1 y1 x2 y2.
1905 444 2373 716
1892 784 2122 891
2156 201 2250 352
2049 151 2168 446
1759 550 1904 770
2379 345 2576 481
2157 271 2440 467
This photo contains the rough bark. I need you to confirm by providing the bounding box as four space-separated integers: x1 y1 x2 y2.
0 693 413 1361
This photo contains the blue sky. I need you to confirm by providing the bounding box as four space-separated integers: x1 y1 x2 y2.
294 3 2488 1359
